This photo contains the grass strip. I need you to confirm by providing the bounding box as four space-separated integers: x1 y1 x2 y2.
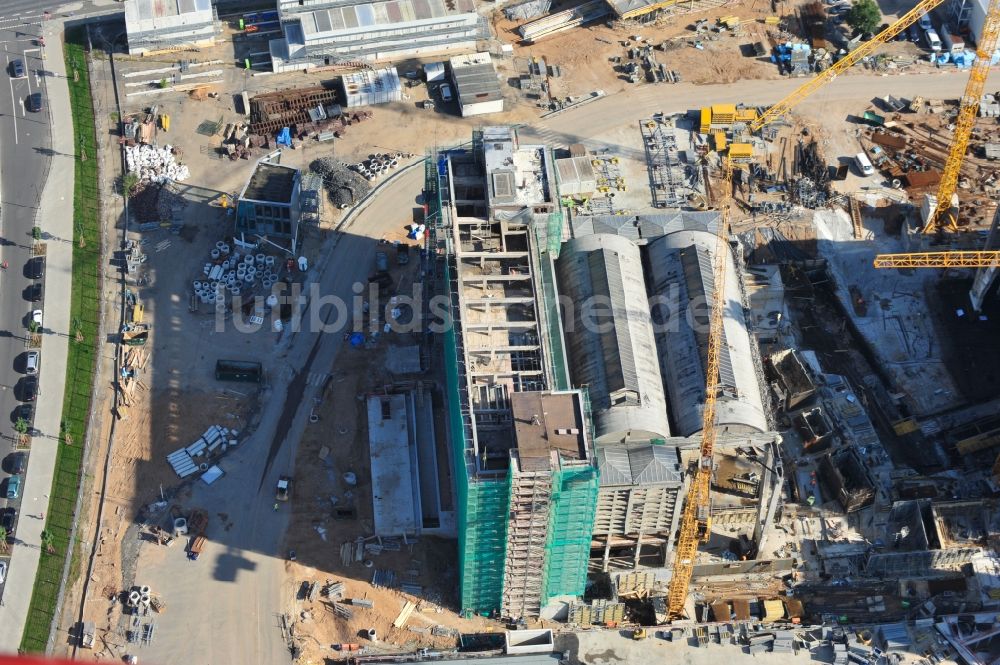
20 26 102 653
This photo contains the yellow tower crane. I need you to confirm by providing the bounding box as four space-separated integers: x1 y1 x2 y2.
666 0 1000 620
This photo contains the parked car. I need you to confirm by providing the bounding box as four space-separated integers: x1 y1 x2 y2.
26 256 44 280
3 452 27 475
0 560 7 584
10 59 25 79
439 83 453 102
375 250 389 273
13 403 33 426
0 507 15 538
5 475 21 500
31 309 42 328
24 350 39 375
19 375 38 402
25 283 42 302
397 243 410 266
26 92 42 113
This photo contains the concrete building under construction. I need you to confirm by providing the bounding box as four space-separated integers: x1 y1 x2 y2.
429 129 780 617
429 127 598 620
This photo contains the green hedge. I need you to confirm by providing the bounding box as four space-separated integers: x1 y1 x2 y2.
20 27 102 653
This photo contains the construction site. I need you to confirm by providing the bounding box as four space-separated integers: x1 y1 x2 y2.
27 0 1000 661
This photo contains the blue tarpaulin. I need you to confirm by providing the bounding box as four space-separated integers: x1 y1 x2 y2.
277 127 292 147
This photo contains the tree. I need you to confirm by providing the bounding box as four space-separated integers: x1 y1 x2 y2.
14 418 28 436
846 0 882 37
122 171 140 198
0 526 7 553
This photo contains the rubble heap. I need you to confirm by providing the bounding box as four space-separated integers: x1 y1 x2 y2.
310 158 372 208
125 144 190 184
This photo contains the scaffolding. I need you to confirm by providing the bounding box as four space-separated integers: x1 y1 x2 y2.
542 464 599 603
640 119 687 208
502 461 553 618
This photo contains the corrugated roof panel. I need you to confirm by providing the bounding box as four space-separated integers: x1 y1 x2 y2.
328 8 345 30
315 9 334 32
597 447 633 485
372 2 390 24
178 0 197 13
342 7 359 28
386 2 403 23
355 3 376 26
399 0 416 21
411 0 432 19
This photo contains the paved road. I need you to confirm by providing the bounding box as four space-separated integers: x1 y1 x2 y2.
0 14 75 651
0 9 50 623
140 164 425 665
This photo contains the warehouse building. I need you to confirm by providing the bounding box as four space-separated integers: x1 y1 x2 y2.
450 52 505 117
124 0 218 56
646 225 769 437
269 0 487 71
555 234 671 444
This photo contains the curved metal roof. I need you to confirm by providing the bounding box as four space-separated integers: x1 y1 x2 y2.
646 227 767 436
555 234 670 444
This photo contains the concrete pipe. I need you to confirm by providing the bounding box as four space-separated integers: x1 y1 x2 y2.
140 586 150 595
215 241 225 251
256 253 265 265
244 254 254 264
203 265 211 275
265 255 275 267
231 287 240 297
200 294 209 303
199 463 208 471
390 160 398 168
211 249 220 260
128 591 141 605
194 281 203 290
244 274 253 284
207 293 216 304
222 260 231 271
221 243 230 255
232 252 240 263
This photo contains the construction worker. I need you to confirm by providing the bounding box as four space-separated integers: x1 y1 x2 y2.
273 503 279 512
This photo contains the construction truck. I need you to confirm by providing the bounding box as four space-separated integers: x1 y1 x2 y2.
186 509 209 561
276 476 292 501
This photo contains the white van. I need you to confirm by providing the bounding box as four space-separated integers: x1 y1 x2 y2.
855 152 875 176
925 28 942 52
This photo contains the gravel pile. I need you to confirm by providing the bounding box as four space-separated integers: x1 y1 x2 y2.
310 157 372 208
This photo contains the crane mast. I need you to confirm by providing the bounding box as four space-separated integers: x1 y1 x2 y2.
666 0 1000 618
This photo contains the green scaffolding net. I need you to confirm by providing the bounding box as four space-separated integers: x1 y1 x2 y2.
542 464 600 604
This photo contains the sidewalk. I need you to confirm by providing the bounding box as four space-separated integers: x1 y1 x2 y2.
0 22 76 652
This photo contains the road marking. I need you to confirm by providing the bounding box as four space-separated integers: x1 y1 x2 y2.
6 53 18 145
